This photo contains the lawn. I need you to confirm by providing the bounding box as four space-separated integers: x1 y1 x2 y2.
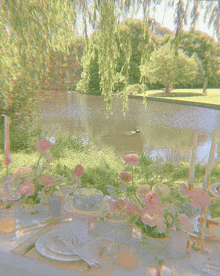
137 88 220 106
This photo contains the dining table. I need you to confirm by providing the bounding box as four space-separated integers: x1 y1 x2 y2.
0 205 220 276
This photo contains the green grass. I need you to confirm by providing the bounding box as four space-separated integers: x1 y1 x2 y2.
1 136 220 218
136 88 220 106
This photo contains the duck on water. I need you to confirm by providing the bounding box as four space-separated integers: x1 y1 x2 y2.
131 128 140 134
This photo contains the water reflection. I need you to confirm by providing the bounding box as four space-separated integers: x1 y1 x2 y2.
37 91 220 163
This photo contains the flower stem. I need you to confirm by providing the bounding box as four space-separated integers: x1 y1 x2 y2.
200 207 206 252
36 153 43 169
131 166 134 189
135 194 144 208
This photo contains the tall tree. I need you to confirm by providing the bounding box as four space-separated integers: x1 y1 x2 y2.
174 31 220 91
140 42 199 92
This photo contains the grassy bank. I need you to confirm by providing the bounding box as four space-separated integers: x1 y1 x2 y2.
133 88 220 106
1 135 220 218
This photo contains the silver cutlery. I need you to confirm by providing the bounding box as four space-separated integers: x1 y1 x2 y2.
17 216 72 235
21 242 36 256
11 215 73 256
201 260 220 275
16 214 64 232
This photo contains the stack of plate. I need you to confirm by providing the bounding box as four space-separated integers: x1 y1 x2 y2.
35 232 81 261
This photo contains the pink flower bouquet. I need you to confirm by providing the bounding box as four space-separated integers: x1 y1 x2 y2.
115 177 194 239
13 138 60 207
134 187 193 239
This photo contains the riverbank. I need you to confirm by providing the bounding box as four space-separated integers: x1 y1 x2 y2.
129 88 220 110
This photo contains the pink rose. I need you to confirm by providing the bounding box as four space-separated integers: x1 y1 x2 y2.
142 205 163 217
14 166 32 179
119 172 132 183
19 182 35 196
36 139 51 152
73 164 84 177
136 185 151 201
110 199 127 212
178 213 188 225
123 154 140 166
39 175 56 186
141 206 163 227
144 191 161 207
125 203 140 217
188 189 211 208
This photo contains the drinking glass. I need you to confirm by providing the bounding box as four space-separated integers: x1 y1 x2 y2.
0 207 17 241
104 212 129 251
0 176 20 241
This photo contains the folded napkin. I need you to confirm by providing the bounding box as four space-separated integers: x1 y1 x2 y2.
51 220 112 267
63 237 106 267
52 219 92 246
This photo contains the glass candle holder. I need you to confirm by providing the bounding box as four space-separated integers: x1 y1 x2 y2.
0 207 17 241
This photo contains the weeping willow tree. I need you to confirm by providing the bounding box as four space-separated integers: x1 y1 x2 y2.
0 0 76 129
77 17 155 114
97 0 118 111
204 0 220 42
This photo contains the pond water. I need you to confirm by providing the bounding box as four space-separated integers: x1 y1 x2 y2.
37 91 220 163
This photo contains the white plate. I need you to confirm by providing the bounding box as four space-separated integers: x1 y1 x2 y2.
35 232 81 262
209 184 220 198
63 200 98 219
45 232 76 256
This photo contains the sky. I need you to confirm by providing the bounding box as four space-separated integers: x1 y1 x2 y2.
77 1 217 41
139 1 216 40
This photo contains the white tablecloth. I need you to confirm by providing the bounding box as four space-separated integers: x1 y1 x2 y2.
0 209 219 276
0 251 83 276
